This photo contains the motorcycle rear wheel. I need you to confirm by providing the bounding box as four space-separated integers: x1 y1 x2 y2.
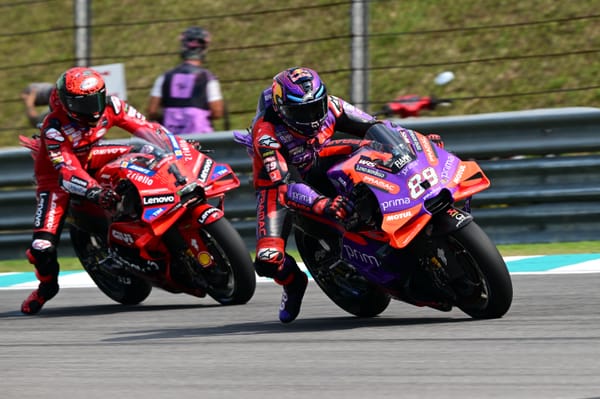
199 218 256 305
294 224 391 318
69 226 152 305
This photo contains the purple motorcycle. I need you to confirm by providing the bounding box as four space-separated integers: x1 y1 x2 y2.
294 123 512 319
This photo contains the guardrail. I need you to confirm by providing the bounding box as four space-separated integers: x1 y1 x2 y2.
1 107 599 260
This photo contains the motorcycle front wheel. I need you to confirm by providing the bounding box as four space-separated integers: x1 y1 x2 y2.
444 221 513 319
69 225 152 305
198 217 256 305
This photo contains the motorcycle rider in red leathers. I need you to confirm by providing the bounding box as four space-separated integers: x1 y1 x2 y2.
21 67 170 315
234 66 444 323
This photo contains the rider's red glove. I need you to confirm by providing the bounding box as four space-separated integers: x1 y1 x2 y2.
312 195 353 221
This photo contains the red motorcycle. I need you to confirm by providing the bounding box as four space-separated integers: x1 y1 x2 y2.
22 129 256 306
375 71 454 118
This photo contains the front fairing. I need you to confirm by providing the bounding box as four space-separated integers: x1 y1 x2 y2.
326 126 490 248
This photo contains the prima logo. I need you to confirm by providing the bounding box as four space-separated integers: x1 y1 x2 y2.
343 245 380 267
381 197 411 211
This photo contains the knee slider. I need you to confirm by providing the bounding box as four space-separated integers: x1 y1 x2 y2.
28 239 59 277
254 247 285 278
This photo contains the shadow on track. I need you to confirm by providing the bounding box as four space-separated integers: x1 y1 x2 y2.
103 315 474 342
0 302 221 319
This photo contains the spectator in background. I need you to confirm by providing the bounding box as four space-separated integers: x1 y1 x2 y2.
21 82 54 128
147 26 224 134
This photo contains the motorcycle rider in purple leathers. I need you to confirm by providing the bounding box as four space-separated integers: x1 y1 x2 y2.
235 67 443 323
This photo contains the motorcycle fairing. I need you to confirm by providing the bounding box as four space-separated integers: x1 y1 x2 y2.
326 131 490 249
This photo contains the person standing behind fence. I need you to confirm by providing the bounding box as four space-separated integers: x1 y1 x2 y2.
147 26 224 134
21 82 54 128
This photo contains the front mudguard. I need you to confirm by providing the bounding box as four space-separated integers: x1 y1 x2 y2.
428 206 474 237
190 203 225 226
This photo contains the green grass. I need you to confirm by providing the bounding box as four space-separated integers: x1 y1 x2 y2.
2 241 600 273
1 1 599 146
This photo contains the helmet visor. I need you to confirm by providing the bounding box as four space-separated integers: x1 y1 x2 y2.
64 89 106 119
279 95 328 125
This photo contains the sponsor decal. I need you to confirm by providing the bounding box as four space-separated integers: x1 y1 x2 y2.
111 96 122 114
126 171 154 186
418 134 438 166
269 170 282 181
392 153 413 171
111 229 135 245
408 130 422 151
343 245 380 267
212 165 229 178
197 252 213 267
126 105 145 120
362 175 399 194
258 135 280 148
143 207 166 221
91 146 129 156
125 163 154 175
80 77 99 91
34 192 49 229
381 197 411 211
385 209 414 222
96 128 107 139
197 207 221 224
45 128 64 142
46 192 59 230
142 194 175 205
257 247 280 261
355 163 386 178
446 208 471 227
453 164 466 184
180 140 193 161
61 179 87 196
329 95 343 115
70 176 89 188
199 158 214 183
32 238 52 251
263 156 277 172
257 191 267 237
440 156 457 182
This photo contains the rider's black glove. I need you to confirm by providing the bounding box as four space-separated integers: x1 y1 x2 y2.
312 195 353 221
85 187 121 210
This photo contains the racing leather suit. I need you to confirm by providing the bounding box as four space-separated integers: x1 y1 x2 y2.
248 89 382 285
28 89 167 284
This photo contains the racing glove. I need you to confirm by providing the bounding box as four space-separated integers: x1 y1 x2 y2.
85 187 121 210
312 195 353 221
427 134 444 149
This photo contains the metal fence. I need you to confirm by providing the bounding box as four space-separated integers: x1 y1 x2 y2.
1 107 599 260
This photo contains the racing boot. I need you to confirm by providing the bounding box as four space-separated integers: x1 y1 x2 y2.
21 245 60 315
279 271 308 324
21 274 59 315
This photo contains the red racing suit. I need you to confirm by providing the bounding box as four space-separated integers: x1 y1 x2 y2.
26 89 166 282
247 92 381 284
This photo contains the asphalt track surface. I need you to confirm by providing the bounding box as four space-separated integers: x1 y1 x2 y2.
2 273 600 399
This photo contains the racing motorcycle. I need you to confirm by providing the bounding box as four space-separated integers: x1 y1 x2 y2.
375 71 455 118
21 129 256 306
294 123 512 319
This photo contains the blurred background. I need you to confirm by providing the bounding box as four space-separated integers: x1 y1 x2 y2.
0 0 599 146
